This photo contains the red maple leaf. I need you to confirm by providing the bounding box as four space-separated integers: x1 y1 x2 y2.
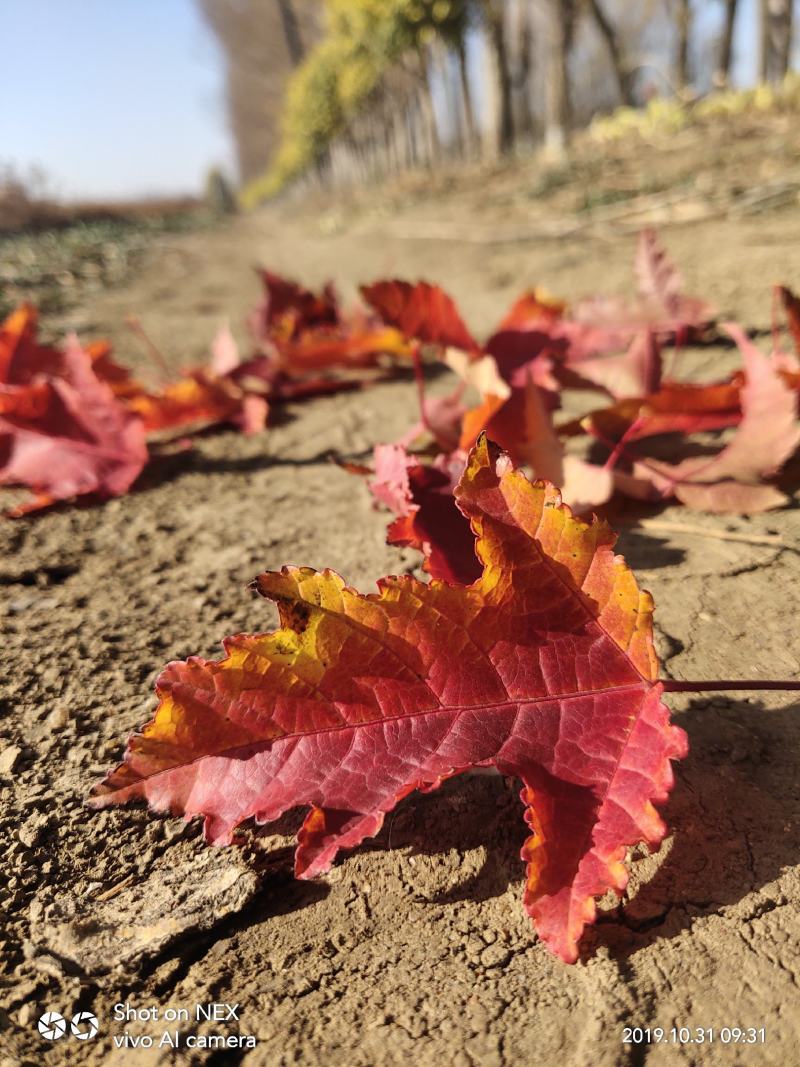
270 322 410 372
568 378 744 445
248 271 413 378
634 227 705 327
85 340 145 400
254 269 340 341
361 279 480 354
0 333 147 513
570 230 714 344
367 444 479 585
127 370 267 436
609 324 800 512
106 306 402 439
495 290 567 332
459 376 613 515
110 317 267 436
0 304 65 384
92 436 687 963
559 329 663 400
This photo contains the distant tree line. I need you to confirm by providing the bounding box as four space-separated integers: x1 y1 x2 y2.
198 0 797 197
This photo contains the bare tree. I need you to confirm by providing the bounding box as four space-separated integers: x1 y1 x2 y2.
455 32 478 153
759 0 794 84
713 0 739 87
585 0 636 105
277 0 305 65
482 0 516 157
509 0 536 140
674 0 692 92
228 0 702 196
544 0 577 154
416 47 442 164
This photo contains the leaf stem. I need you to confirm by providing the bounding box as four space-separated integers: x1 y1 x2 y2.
410 341 430 432
602 414 647 472
125 314 171 381
662 679 800 693
771 283 782 357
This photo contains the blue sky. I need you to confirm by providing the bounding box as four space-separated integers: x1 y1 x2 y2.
0 0 778 202
0 0 233 201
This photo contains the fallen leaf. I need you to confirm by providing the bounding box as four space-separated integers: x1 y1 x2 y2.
254 269 339 342
559 456 615 514
86 340 144 400
444 348 511 401
248 271 413 378
274 323 410 372
569 230 714 347
0 304 66 384
396 385 467 454
496 289 567 332
210 320 241 377
778 285 800 357
635 228 689 323
669 480 788 512
128 370 264 436
460 393 510 453
485 329 562 394
647 324 800 504
368 444 478 584
564 329 662 400
462 375 561 480
569 379 743 443
92 435 687 964
0 380 51 420
460 377 613 514
361 279 480 354
453 330 561 478
605 325 800 512
0 335 148 513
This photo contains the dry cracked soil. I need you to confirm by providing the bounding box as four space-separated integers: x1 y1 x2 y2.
2 138 800 1066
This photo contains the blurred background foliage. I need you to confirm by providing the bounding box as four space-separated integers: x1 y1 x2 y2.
2 0 796 232
193 0 796 206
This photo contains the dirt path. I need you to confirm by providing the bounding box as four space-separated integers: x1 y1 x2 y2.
3 177 800 1067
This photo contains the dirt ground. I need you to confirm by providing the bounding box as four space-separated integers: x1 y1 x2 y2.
3 127 800 1066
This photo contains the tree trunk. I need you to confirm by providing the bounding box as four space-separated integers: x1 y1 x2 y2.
714 0 739 87
417 49 441 166
759 0 770 81
276 0 305 66
675 0 692 93
518 1 535 140
760 0 794 83
432 37 460 157
778 0 794 77
483 0 515 157
509 0 535 140
544 0 575 155
456 35 477 155
586 0 636 106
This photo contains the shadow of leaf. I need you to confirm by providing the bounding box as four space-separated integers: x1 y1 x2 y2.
589 696 800 960
614 528 686 571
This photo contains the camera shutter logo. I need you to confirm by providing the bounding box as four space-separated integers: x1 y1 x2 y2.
38 1012 67 1041
71 1011 99 1040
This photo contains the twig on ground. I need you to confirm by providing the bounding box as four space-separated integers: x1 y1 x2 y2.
634 518 785 547
94 874 136 901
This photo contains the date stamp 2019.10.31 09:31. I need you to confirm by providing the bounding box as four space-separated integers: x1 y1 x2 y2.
622 1027 767 1048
